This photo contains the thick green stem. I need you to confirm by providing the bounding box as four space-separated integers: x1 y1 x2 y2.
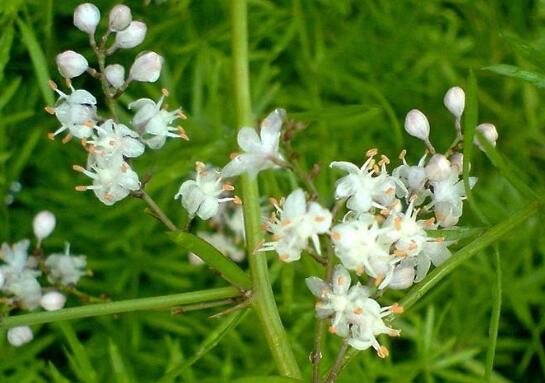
231 0 301 378
1 287 240 328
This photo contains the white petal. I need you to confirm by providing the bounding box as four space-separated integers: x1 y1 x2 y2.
237 127 262 153
330 161 360 174
197 196 220 220
260 108 284 152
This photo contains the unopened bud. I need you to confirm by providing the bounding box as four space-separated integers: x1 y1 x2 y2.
129 51 163 82
104 64 125 88
7 326 33 347
40 291 67 311
56 51 88 79
404 109 430 141
425 154 451 182
73 3 100 35
443 86 465 120
389 266 415 289
474 123 498 151
33 210 56 241
114 21 147 49
109 4 132 32
450 153 464 174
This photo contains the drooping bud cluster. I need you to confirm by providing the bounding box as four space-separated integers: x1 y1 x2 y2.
0 212 88 347
46 3 189 206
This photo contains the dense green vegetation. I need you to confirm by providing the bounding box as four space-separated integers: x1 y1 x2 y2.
1 0 545 381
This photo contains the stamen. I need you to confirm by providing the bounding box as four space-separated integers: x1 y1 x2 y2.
229 152 240 160
47 132 55 140
391 303 404 314
161 88 169 97
374 274 384 286
223 183 235 191
331 231 341 241
353 307 363 315
44 106 55 115
72 164 86 173
377 345 389 358
62 134 73 144
233 195 242 205
48 80 58 91
328 326 337 334
75 185 87 191
366 147 378 157
398 149 407 160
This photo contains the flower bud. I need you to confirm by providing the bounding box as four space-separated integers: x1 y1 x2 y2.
389 266 415 289
129 52 163 82
109 4 132 32
404 109 430 141
443 86 465 120
474 123 498 151
73 3 100 35
450 153 464 174
40 291 67 311
33 210 56 241
56 50 88 79
114 21 147 49
425 154 451 182
104 64 125 88
7 326 33 347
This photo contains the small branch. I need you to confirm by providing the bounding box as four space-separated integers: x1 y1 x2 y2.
170 299 236 315
1 286 242 328
132 189 178 231
324 339 350 383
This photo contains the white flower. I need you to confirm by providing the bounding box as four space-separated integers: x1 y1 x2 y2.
40 291 66 311
404 109 430 142
73 157 140 206
192 232 245 263
129 51 164 83
0 269 4 289
45 243 87 285
330 156 396 214
450 153 464 174
392 154 428 201
222 108 285 178
425 154 451 182
73 3 100 35
129 91 186 149
85 119 145 162
104 64 125 88
261 189 332 262
0 240 42 309
175 162 237 220
306 264 402 356
443 86 465 120
109 4 132 32
114 21 147 49
388 264 416 289
413 240 451 282
474 123 498 151
331 214 394 287
33 211 56 242
48 85 97 139
7 326 33 347
56 50 88 79
431 168 477 227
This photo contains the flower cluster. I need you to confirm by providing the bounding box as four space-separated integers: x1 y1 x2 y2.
215 86 497 356
0 211 88 347
47 3 188 206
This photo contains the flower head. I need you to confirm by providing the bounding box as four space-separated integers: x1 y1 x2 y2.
129 90 187 149
85 119 145 162
261 189 332 262
175 162 238 220
73 157 140 206
45 243 87 285
222 108 285 178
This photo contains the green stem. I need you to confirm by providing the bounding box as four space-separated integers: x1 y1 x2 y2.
400 199 542 310
231 0 301 378
1 287 240 328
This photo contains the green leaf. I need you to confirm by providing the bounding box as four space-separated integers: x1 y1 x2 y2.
168 231 252 289
108 339 131 383
485 246 502 382
158 309 249 382
56 322 98 383
232 377 304 383
484 64 545 88
47 362 71 383
0 23 14 83
16 18 54 105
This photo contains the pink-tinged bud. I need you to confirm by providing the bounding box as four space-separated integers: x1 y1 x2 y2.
114 21 147 49
389 266 415 289
56 50 88 79
443 86 465 120
33 210 56 241
474 123 498 151
129 51 163 82
104 64 125 88
109 4 132 32
404 109 430 141
7 326 33 347
40 291 66 311
450 153 464 174
73 3 100 35
425 154 451 182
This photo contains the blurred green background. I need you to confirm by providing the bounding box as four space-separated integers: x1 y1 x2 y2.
1 0 545 381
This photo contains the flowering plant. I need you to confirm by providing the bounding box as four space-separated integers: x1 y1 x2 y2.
5 2 536 382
